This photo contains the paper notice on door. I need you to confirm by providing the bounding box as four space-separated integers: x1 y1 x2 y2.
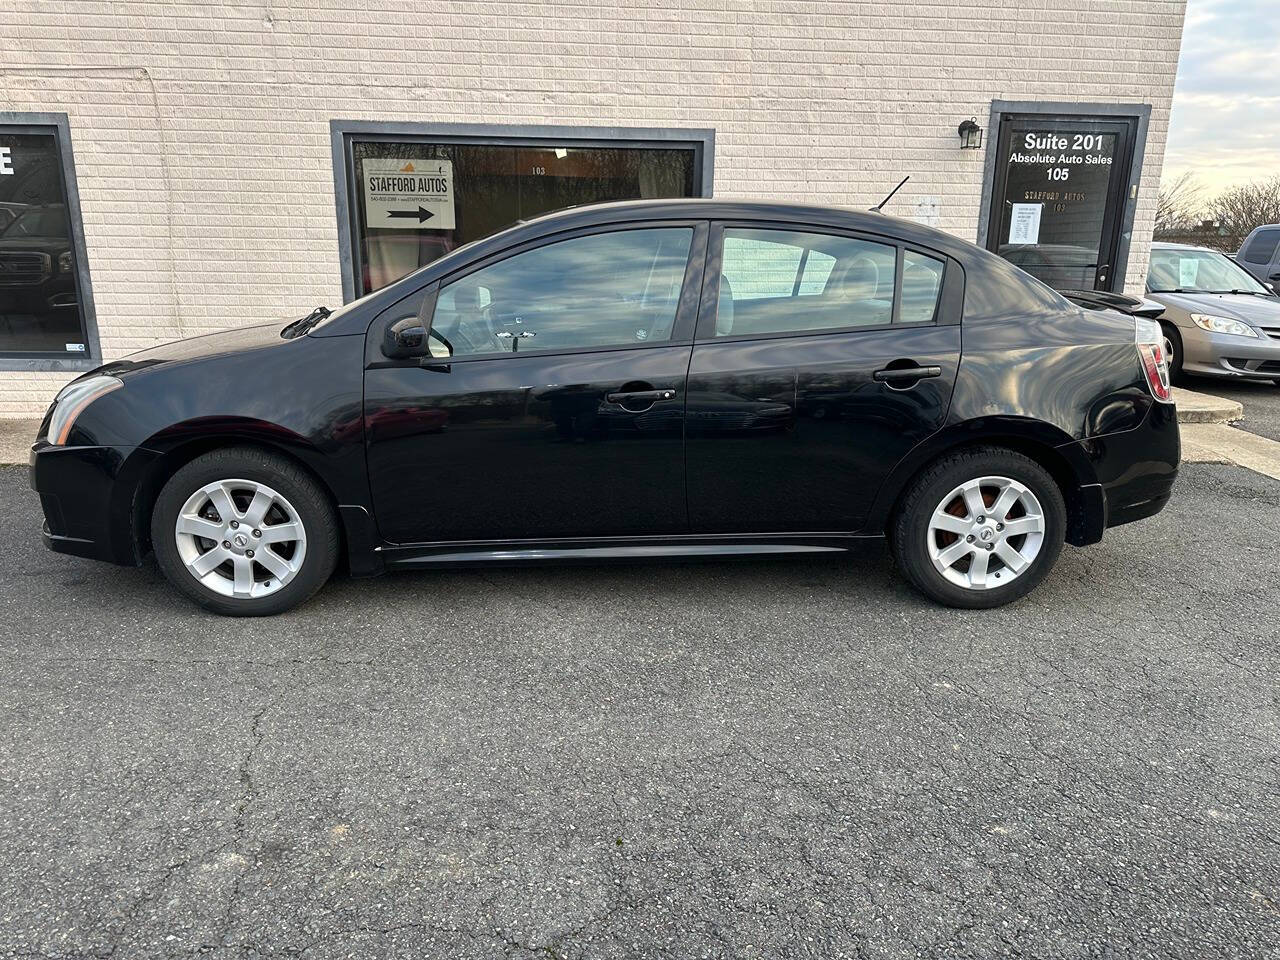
1008 203 1043 245
1178 258 1199 288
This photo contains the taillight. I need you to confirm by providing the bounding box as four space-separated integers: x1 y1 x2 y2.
1134 317 1172 403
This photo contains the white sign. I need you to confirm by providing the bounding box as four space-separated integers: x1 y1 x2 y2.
1008 202 1043 245
362 158 455 230
0 147 12 175
1178 257 1199 288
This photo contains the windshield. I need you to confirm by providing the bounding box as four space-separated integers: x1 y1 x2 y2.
0 207 69 240
1148 248 1270 295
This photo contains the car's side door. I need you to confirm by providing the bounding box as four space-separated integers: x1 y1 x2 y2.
364 222 706 545
685 223 963 533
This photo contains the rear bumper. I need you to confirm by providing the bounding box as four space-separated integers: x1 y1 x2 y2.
1065 399 1180 541
29 441 159 565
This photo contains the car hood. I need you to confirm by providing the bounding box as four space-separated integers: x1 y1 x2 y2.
0 237 69 254
1152 291 1280 326
98 321 289 377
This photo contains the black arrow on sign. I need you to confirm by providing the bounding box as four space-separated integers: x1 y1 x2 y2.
386 206 435 223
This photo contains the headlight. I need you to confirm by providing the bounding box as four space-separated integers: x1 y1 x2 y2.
57 251 73 273
47 375 123 446
1191 314 1258 338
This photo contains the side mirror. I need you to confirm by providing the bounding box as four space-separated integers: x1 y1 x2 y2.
382 315 430 359
381 285 440 360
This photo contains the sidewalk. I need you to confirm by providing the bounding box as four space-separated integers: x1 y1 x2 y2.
1 385 1274 477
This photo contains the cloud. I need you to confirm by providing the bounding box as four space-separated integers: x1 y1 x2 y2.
1164 0 1280 192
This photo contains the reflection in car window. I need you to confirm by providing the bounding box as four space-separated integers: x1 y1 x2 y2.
900 250 945 324
432 228 693 356
1148 248 1269 294
716 228 898 337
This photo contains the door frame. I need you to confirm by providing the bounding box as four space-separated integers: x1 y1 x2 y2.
975 101 1151 293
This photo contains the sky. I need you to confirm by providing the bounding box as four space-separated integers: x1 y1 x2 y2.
1162 0 1279 194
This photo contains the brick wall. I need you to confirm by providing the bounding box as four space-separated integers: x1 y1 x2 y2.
0 0 1187 417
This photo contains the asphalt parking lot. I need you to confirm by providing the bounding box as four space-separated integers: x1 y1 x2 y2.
2 462 1279 959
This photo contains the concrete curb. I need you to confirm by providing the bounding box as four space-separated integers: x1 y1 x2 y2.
0 420 35 468
1170 386 1243 424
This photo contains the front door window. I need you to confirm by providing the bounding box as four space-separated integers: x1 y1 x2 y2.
987 115 1138 292
433 227 694 356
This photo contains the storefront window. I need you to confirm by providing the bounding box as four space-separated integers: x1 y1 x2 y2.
345 136 701 297
0 125 94 358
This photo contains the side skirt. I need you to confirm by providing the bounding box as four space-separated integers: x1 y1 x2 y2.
378 533 881 570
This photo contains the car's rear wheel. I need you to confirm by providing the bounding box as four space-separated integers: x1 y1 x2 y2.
891 446 1066 609
151 447 339 616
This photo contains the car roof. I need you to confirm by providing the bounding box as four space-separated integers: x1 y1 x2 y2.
320 197 1073 336
505 197 977 260
1150 240 1227 255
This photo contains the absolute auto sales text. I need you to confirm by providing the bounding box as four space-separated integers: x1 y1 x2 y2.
1010 133 1112 182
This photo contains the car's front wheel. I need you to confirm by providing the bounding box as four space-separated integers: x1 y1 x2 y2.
1160 322 1185 385
891 446 1066 609
151 447 339 616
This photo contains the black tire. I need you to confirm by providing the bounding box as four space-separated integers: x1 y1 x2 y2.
151 446 339 616
1160 322 1185 385
890 446 1066 609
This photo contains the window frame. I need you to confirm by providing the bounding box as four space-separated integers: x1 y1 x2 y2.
331 120 715 303
0 112 101 371
367 219 709 368
695 221 959 344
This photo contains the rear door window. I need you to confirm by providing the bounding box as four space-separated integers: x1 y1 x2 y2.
715 228 897 337
710 227 947 338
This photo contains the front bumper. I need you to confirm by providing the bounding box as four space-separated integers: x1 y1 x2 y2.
29 441 159 565
1181 327 1280 380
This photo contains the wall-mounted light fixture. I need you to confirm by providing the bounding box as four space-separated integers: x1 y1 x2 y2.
957 118 983 150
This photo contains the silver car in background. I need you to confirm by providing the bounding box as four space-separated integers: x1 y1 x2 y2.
1146 241 1280 384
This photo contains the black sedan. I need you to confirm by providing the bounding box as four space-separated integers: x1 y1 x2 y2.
29 200 1179 615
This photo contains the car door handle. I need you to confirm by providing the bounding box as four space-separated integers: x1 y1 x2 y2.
606 389 676 405
873 365 942 384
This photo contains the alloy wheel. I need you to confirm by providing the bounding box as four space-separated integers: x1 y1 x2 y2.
926 475 1045 590
173 478 307 599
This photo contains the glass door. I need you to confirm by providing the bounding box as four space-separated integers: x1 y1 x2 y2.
986 115 1137 292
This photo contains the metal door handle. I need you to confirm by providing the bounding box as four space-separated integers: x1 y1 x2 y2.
606 389 676 404
873 365 942 383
